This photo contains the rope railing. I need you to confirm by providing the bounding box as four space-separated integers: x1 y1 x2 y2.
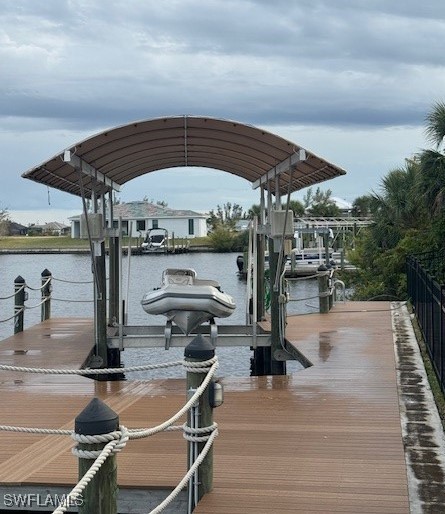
51 297 94 303
0 308 24 324
52 276 94 284
0 270 98 331
24 277 52 291
23 297 50 310
0 358 185 375
0 286 25 301
286 273 321 281
0 355 219 514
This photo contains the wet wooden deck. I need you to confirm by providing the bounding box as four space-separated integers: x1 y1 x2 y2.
0 303 415 512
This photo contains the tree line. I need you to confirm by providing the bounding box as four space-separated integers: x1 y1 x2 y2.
348 101 445 299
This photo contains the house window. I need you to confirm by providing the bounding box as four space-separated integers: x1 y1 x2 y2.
136 220 146 232
188 219 194 235
152 219 159 229
113 220 128 235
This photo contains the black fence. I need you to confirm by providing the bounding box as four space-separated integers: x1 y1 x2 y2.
406 251 445 394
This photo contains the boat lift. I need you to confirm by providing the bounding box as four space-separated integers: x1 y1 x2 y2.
101 194 309 369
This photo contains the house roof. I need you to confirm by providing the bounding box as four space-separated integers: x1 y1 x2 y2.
33 222 69 230
331 197 353 210
22 116 346 198
113 201 206 219
9 222 27 231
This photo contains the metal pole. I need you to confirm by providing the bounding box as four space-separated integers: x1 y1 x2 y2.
269 237 286 375
14 275 25 334
41 269 52 322
257 186 266 320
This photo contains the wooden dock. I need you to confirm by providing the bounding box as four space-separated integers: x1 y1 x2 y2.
0 303 443 512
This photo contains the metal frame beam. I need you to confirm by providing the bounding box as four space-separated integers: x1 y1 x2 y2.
63 151 122 192
251 149 307 190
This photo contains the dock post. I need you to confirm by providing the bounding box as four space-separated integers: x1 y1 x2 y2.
327 266 334 310
317 265 329 313
41 269 52 322
185 335 216 506
75 398 119 514
14 275 25 334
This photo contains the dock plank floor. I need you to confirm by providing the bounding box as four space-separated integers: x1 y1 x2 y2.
0 304 412 512
195 302 410 513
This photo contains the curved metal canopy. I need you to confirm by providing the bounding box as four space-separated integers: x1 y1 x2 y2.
22 115 346 198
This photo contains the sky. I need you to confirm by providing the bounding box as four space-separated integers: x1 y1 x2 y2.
1 0 445 225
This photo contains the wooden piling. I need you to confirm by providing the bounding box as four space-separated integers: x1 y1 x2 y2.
75 398 119 514
185 335 215 504
14 275 25 334
41 269 52 322
317 265 329 313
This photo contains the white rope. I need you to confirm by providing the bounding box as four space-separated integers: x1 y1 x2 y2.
52 437 123 514
127 360 218 438
0 289 22 300
182 422 218 442
0 425 72 436
0 357 219 514
53 426 218 514
0 360 183 375
0 357 217 376
72 425 129 460
24 297 50 310
286 273 321 281
0 309 24 323
288 294 322 302
149 429 218 514
51 297 94 303
24 277 51 291
52 276 93 284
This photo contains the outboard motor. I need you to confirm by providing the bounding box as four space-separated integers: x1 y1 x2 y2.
236 255 244 272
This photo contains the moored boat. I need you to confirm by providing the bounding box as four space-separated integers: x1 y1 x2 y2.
140 228 168 253
141 268 236 334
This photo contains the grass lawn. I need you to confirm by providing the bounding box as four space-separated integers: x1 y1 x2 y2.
0 236 211 250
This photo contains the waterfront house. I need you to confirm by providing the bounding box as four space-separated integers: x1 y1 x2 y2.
70 201 208 239
28 222 70 236
7 222 28 236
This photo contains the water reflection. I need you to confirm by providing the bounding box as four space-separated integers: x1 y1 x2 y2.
318 331 336 362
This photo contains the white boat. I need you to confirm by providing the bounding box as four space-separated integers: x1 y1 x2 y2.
141 268 236 334
141 228 168 253
291 247 335 264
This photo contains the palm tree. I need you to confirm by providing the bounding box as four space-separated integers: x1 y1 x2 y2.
370 159 426 249
420 101 445 214
424 101 445 149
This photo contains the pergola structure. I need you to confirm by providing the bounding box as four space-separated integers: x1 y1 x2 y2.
22 115 346 375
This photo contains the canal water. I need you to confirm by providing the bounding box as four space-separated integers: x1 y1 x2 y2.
0 252 319 377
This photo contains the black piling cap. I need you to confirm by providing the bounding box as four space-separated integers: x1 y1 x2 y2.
41 268 52 277
184 334 215 360
75 398 119 435
317 264 327 272
14 275 25 284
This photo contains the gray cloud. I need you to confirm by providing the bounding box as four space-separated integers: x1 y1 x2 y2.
0 0 444 130
0 0 443 214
